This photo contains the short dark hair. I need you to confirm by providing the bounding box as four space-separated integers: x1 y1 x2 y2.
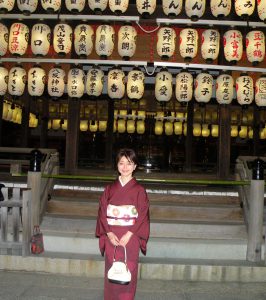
116 148 138 165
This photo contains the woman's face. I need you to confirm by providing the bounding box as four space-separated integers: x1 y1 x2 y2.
117 156 136 177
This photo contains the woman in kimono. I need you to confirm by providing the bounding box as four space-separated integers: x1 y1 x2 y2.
95 148 150 300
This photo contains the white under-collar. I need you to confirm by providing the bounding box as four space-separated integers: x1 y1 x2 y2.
119 176 132 187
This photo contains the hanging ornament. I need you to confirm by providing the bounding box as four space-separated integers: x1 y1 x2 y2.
246 30 265 66
0 0 15 13
127 68 145 101
74 24 94 58
162 0 182 17
0 66 8 96
67 68 85 99
8 66 26 97
0 23 8 56
175 71 193 104
235 0 255 20
179 28 198 62
255 75 266 107
157 27 176 60
95 24 115 59
136 0 156 17
88 0 108 14
17 0 38 15
53 23 73 56
48 67 66 99
223 29 243 63
258 0 266 23
216 73 234 105
9 22 29 56
236 73 254 106
41 0 61 13
185 0 206 21
28 66 46 97
108 68 125 100
65 0 85 13
86 66 104 98
109 0 129 14
118 25 137 60
210 0 231 18
31 23 51 56
155 69 173 102
194 72 213 104
201 29 220 63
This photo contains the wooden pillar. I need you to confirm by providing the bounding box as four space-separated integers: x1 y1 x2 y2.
185 101 194 172
252 105 260 156
40 98 48 148
105 100 114 169
0 97 3 146
218 104 231 179
65 98 80 173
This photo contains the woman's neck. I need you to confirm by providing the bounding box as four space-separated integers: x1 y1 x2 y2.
119 175 133 186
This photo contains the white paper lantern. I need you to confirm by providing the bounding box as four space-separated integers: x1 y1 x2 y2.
28 66 46 97
236 74 254 106
201 124 210 137
210 0 231 17
0 66 8 96
88 0 108 13
174 122 183 135
48 67 65 98
137 120 145 134
165 121 173 135
80 120 88 131
127 119 135 134
201 29 220 63
157 27 176 60
193 123 201 136
223 29 243 63
155 120 163 135
31 23 51 56
155 70 173 102
162 0 182 17
65 0 85 13
109 0 129 14
255 75 266 107
185 0 206 21
41 0 61 13
235 0 255 19
211 124 219 137
74 24 94 58
0 23 8 56
0 0 15 12
179 28 198 62
258 0 266 22
67 68 85 99
53 23 73 56
95 25 115 59
9 23 29 56
117 119 126 133
127 69 145 101
86 66 104 98
17 0 38 15
8 66 26 96
194 73 213 104
108 68 125 100
175 72 193 104
246 30 265 66
216 74 234 105
118 25 137 60
136 0 156 17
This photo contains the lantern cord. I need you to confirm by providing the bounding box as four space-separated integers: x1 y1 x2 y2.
144 65 157 76
135 21 160 33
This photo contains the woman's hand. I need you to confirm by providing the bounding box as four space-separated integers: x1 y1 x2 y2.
119 231 133 247
107 232 120 246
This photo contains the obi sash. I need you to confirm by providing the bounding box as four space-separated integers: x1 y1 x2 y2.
107 204 138 226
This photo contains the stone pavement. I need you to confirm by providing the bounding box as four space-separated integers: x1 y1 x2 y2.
0 271 266 300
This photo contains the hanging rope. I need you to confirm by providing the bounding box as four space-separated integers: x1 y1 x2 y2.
144 65 157 76
135 21 160 34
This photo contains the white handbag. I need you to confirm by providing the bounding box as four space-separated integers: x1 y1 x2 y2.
107 246 132 285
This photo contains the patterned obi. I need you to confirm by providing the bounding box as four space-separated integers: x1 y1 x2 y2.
107 204 138 226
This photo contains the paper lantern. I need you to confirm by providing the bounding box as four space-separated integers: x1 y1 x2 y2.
31 23 51 56
117 119 126 133
136 0 156 17
183 123 187 136
2 102 9 120
108 68 125 100
9 23 29 56
17 0 38 15
52 119 61 130
61 119 68 130
127 120 135 133
67 68 85 99
74 24 94 58
239 126 248 139
65 0 85 13
162 0 182 17
223 29 243 63
80 120 88 131
6 104 13 121
248 127 253 139
86 66 104 98
246 30 265 66
90 120 98 132
53 23 72 56
127 69 145 101
236 74 254 106
179 28 198 62
216 74 234 104
175 71 193 104
185 0 206 21
201 29 220 63
157 27 176 60
118 25 137 60
211 124 219 137
109 0 129 14
99 120 107 132
231 125 238 137
8 66 26 96
258 0 266 23
88 0 108 13
194 73 213 104
0 66 8 96
174 122 182 135
201 124 210 137
235 0 255 19
154 121 163 135
193 123 201 136
165 121 173 135
210 0 231 17
137 120 145 134
255 75 266 107
155 70 173 102
28 66 46 97
0 0 15 12
12 106 21 123
48 67 65 98
41 0 61 13
95 25 115 59
0 23 8 56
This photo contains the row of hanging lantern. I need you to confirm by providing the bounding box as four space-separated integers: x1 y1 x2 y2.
1 22 266 65
1 0 266 23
